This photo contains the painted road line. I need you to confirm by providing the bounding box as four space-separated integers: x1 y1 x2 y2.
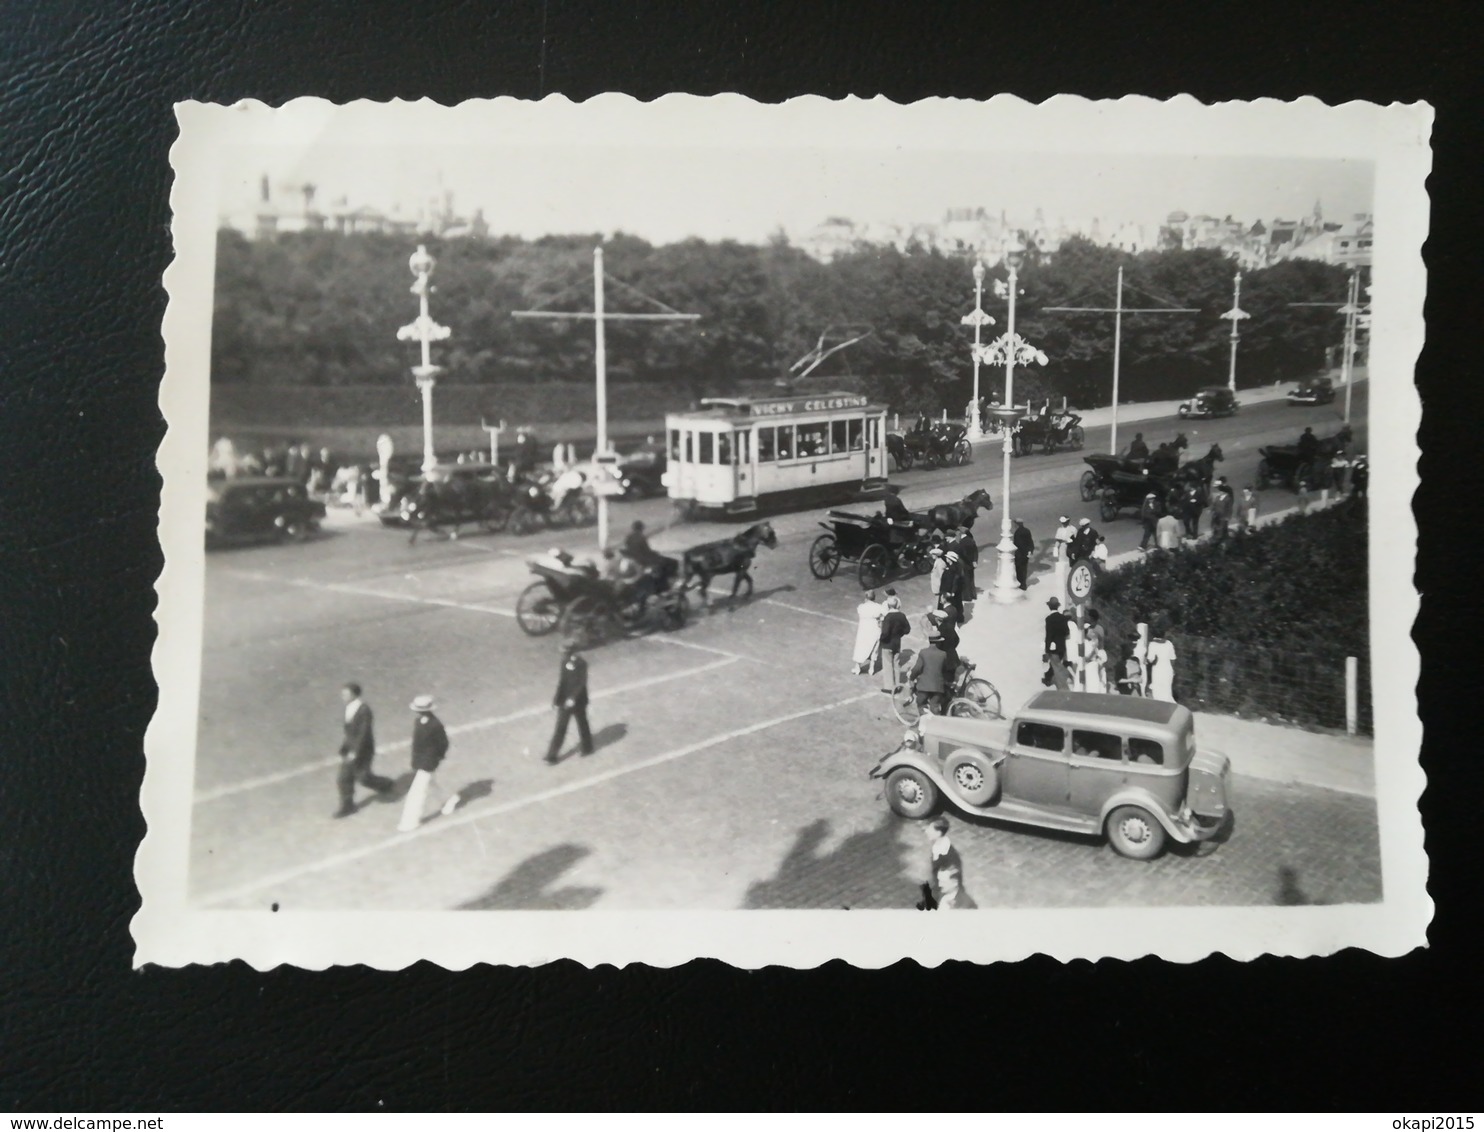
193 656 741 804
759 598 854 625
221 568 521 618
195 690 879 908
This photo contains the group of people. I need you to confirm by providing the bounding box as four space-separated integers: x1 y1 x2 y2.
209 436 341 493
1042 597 1177 701
333 640 599 830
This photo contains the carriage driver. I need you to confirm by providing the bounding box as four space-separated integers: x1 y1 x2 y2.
881 485 914 526
621 520 679 608
550 462 587 512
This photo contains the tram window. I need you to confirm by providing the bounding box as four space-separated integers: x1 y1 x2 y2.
758 427 776 462
776 426 795 460
683 431 694 464
797 423 827 458
717 432 733 465
848 418 863 451
698 432 714 464
669 429 681 461
831 419 848 454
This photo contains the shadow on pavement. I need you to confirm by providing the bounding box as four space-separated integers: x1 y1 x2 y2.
588 722 627 751
455 843 603 910
742 815 920 910
450 778 495 806
1276 865 1312 906
746 582 798 603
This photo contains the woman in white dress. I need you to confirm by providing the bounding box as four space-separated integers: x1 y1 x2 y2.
851 590 885 675
1147 634 1178 702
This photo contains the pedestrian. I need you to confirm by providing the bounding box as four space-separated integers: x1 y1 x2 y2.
1351 455 1368 499
546 642 594 763
927 607 961 693
922 816 973 910
939 550 965 622
1116 632 1147 696
552 441 567 470
1068 516 1097 561
1209 477 1235 542
852 589 885 675
1239 485 1258 533
1054 515 1076 563
1012 518 1034 590
956 521 979 613
909 631 952 716
928 544 947 606
334 682 395 819
1090 535 1109 569
1330 449 1351 495
1147 631 1178 702
1155 510 1183 551
1083 610 1108 693
1139 491 1161 551
1043 597 1071 691
397 694 451 833
1065 611 1086 691
878 593 911 692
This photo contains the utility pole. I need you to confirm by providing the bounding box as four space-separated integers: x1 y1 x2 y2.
1290 268 1369 426
513 247 699 549
1045 266 1197 455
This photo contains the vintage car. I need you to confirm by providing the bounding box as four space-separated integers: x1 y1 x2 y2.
1177 385 1239 419
205 477 326 547
377 462 515 534
870 690 1231 859
1287 376 1336 406
615 446 668 499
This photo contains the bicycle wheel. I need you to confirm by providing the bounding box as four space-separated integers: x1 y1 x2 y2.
960 677 1002 719
891 683 923 726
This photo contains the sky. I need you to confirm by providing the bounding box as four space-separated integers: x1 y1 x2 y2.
215 102 1375 245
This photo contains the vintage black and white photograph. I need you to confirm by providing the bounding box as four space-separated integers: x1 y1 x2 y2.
138 95 1429 967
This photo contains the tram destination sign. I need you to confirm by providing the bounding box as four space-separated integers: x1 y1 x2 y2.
746 394 871 417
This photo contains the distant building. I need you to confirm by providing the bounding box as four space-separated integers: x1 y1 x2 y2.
222 176 486 240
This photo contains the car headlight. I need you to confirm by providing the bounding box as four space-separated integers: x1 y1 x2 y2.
902 729 919 749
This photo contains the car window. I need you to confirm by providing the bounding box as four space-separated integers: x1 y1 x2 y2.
1016 721 1064 752
1071 729 1124 761
1129 738 1164 765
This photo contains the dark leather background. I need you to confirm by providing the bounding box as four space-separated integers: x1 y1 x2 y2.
0 0 1477 1111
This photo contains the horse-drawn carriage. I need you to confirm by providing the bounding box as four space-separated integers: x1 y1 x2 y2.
808 488 993 589
1078 434 1189 501
506 469 599 535
515 551 689 649
886 420 973 471
1256 426 1354 491
1012 411 1085 456
1088 443 1224 524
380 462 520 542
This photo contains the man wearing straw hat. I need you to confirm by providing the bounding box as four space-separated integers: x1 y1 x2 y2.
397 693 451 833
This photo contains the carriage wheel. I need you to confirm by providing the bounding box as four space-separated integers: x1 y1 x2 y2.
808 534 842 579
1099 490 1120 524
896 448 914 472
858 544 892 591
1070 426 1085 451
1079 470 1099 502
559 595 617 649
566 493 598 527
1295 461 1314 491
515 582 562 637
1255 459 1272 491
480 504 512 533
952 438 972 466
508 506 537 536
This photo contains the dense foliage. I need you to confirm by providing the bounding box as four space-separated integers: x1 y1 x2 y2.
1093 497 1371 731
214 229 1353 416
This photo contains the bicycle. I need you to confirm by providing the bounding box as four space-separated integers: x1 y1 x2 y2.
890 659 1002 726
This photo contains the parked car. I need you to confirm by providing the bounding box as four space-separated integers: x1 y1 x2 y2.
1287 376 1336 406
1177 386 1239 419
377 462 515 534
205 477 325 547
870 690 1232 859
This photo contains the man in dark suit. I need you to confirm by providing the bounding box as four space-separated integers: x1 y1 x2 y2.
546 643 594 763
1044 597 1071 691
909 633 951 716
1012 518 1035 589
397 694 451 832
334 682 394 818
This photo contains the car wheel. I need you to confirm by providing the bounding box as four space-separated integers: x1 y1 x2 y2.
942 749 999 806
884 766 939 820
808 534 841 579
1079 470 1099 502
1105 805 1167 860
280 519 306 542
508 507 535 536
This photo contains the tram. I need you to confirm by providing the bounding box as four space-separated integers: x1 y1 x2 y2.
662 392 890 516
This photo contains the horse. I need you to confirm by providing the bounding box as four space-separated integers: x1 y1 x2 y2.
925 487 995 531
1175 443 1224 491
681 521 779 607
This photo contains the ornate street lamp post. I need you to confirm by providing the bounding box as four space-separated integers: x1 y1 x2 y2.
973 240 1048 605
1221 270 1249 397
396 245 452 475
960 261 994 439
